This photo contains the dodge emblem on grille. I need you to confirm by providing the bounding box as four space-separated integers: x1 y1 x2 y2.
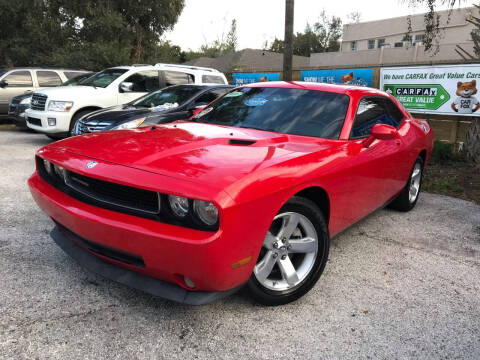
86 161 98 169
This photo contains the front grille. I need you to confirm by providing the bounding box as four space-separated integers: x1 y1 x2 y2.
76 118 110 135
27 117 42 126
31 94 47 111
36 156 219 231
55 221 145 267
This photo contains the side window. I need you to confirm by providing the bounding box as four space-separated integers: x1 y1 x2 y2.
64 71 85 80
164 71 194 86
351 97 392 139
384 99 405 128
194 90 221 105
124 70 160 92
4 71 32 87
201 75 225 84
37 71 62 87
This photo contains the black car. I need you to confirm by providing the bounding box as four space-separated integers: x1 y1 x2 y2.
9 72 94 128
73 84 234 135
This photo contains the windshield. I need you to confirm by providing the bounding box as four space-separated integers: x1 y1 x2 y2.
80 68 128 88
132 85 207 108
62 73 93 86
194 87 350 139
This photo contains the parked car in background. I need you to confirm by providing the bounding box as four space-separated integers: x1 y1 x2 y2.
73 84 233 135
0 68 89 119
26 64 228 139
29 82 434 305
9 72 94 129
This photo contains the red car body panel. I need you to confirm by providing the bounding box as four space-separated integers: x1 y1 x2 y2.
28 82 434 295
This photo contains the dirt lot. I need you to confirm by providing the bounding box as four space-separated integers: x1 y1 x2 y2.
1 127 479 359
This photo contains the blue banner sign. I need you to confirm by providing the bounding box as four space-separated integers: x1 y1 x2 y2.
233 72 280 86
301 68 374 87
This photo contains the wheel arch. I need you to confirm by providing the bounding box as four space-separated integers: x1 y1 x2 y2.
292 185 330 227
418 149 427 166
72 106 102 119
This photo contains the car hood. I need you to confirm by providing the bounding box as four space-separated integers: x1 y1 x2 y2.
48 121 338 190
35 85 105 100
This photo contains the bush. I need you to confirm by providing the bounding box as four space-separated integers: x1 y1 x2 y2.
430 140 466 164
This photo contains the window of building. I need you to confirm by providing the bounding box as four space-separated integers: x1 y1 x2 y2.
3 71 33 87
414 34 425 43
368 40 375 49
377 39 385 48
124 70 161 92
37 71 62 87
350 41 357 51
394 42 403 48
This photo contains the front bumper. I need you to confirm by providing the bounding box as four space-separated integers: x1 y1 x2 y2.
50 226 242 304
28 167 266 294
25 109 72 133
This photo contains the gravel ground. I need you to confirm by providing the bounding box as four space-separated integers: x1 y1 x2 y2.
1 127 479 360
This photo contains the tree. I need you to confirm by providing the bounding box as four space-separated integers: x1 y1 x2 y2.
0 0 185 69
347 11 362 24
269 10 342 57
408 0 480 162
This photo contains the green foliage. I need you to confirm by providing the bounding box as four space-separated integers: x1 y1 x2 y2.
268 11 342 56
431 140 467 164
0 0 185 70
423 177 464 194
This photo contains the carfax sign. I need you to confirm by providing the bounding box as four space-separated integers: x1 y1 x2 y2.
301 68 373 87
233 72 280 86
380 64 480 116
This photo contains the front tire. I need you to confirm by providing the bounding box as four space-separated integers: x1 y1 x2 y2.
248 196 330 305
389 156 424 212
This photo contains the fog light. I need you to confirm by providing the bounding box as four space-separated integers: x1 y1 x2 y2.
47 118 56 126
184 276 195 289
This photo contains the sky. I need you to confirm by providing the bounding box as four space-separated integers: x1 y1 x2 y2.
164 0 477 51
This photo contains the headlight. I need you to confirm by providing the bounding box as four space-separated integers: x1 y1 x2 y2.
48 101 73 112
43 159 53 174
20 96 31 105
111 117 145 130
53 164 66 181
168 195 189 218
193 200 219 226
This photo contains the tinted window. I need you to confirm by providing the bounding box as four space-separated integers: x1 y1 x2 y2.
37 71 62 86
124 70 160 92
351 97 400 139
202 75 225 84
132 85 205 108
385 99 404 127
194 90 221 105
164 71 194 86
81 68 128 88
62 73 93 86
64 71 87 80
4 71 32 87
194 87 350 139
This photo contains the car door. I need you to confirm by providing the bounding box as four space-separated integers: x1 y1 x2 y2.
337 96 406 225
117 70 161 104
0 70 34 114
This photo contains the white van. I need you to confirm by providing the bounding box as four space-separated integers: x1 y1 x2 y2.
26 64 228 139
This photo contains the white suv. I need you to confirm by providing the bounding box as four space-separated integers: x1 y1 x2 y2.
26 64 228 138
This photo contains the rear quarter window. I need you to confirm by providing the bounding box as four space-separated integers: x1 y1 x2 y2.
202 75 226 84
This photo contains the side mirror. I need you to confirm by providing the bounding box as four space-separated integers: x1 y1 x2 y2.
0 79 8 88
363 124 399 147
119 82 134 93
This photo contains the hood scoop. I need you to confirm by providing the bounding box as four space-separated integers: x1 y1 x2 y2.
228 139 256 146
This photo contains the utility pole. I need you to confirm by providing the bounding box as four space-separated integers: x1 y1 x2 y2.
283 0 294 81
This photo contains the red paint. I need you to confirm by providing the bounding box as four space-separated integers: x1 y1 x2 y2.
28 82 434 292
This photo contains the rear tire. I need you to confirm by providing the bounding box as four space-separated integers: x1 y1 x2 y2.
388 156 424 212
247 196 330 306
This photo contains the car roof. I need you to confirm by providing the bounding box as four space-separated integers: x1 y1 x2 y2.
243 81 389 97
0 67 88 72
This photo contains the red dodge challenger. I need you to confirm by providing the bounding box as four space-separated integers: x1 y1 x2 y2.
28 82 434 305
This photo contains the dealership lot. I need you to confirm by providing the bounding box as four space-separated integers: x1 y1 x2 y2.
0 126 479 359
